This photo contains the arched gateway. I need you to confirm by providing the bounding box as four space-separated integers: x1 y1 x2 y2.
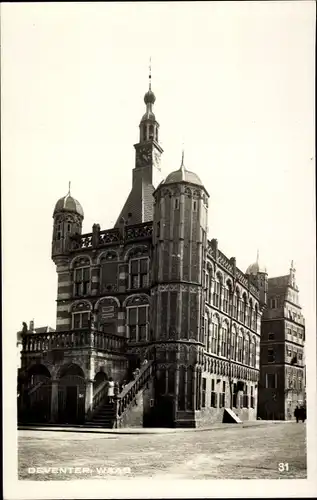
57 364 86 424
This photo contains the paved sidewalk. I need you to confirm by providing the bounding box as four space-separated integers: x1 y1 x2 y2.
18 419 294 435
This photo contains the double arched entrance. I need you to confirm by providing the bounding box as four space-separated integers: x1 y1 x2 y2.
58 364 86 424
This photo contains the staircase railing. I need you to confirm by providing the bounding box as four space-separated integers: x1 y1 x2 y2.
92 381 108 411
114 360 154 427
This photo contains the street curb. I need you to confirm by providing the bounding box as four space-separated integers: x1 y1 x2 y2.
18 421 296 436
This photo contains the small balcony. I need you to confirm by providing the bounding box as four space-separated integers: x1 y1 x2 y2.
22 329 127 354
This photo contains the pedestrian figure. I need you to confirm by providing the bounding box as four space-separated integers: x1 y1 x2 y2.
300 406 306 423
142 358 148 366
107 377 114 404
133 367 140 379
294 405 300 423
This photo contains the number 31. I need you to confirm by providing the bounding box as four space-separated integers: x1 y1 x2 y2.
278 463 289 472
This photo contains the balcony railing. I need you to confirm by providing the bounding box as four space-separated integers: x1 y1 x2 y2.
22 330 127 354
69 222 153 252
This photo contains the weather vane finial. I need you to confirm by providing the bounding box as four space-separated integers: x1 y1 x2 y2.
149 57 152 90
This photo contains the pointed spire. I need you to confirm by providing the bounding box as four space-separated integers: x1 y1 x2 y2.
179 141 185 177
256 249 259 264
149 56 152 91
68 181 71 196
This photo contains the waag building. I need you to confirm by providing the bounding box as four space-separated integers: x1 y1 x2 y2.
18 78 275 428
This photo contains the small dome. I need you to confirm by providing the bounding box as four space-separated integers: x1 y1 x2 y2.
144 89 156 104
246 252 267 275
164 167 203 187
141 110 156 122
54 193 84 217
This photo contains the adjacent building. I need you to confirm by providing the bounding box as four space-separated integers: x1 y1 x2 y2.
258 262 306 420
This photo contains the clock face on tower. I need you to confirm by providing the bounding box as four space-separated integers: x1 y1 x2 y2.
136 146 152 167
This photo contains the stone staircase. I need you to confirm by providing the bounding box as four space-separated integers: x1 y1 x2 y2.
85 401 116 428
86 360 154 429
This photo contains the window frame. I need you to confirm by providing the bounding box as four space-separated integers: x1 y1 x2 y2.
126 304 149 342
129 257 150 290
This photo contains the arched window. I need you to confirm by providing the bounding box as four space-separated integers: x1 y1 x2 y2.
240 294 246 323
129 256 149 289
212 316 219 354
209 272 213 304
250 337 256 367
244 295 249 325
249 299 253 329
207 320 212 353
244 335 250 365
213 277 221 308
143 125 147 141
73 258 90 297
237 331 243 363
204 315 209 350
230 326 237 361
232 292 238 319
252 304 258 330
127 304 149 342
223 286 229 314
221 322 228 357
205 272 210 304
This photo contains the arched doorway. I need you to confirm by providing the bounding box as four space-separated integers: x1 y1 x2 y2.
94 371 108 388
24 364 52 423
58 364 86 424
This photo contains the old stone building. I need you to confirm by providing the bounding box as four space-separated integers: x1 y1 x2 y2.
19 78 270 428
257 261 306 420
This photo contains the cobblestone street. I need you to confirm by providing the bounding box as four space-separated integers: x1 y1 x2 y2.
18 422 306 480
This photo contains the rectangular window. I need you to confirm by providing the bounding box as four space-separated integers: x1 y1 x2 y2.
250 386 255 408
74 267 90 296
210 379 217 407
243 386 249 408
268 332 274 340
127 306 148 342
266 373 277 389
202 378 206 408
268 348 275 363
73 314 81 329
223 288 229 314
130 258 149 290
175 199 179 210
271 298 277 309
233 383 237 407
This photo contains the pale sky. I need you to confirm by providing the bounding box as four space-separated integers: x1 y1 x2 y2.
2 1 315 340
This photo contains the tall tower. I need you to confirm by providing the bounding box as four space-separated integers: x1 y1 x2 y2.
115 63 163 226
52 186 84 331
151 155 209 427
52 184 84 260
